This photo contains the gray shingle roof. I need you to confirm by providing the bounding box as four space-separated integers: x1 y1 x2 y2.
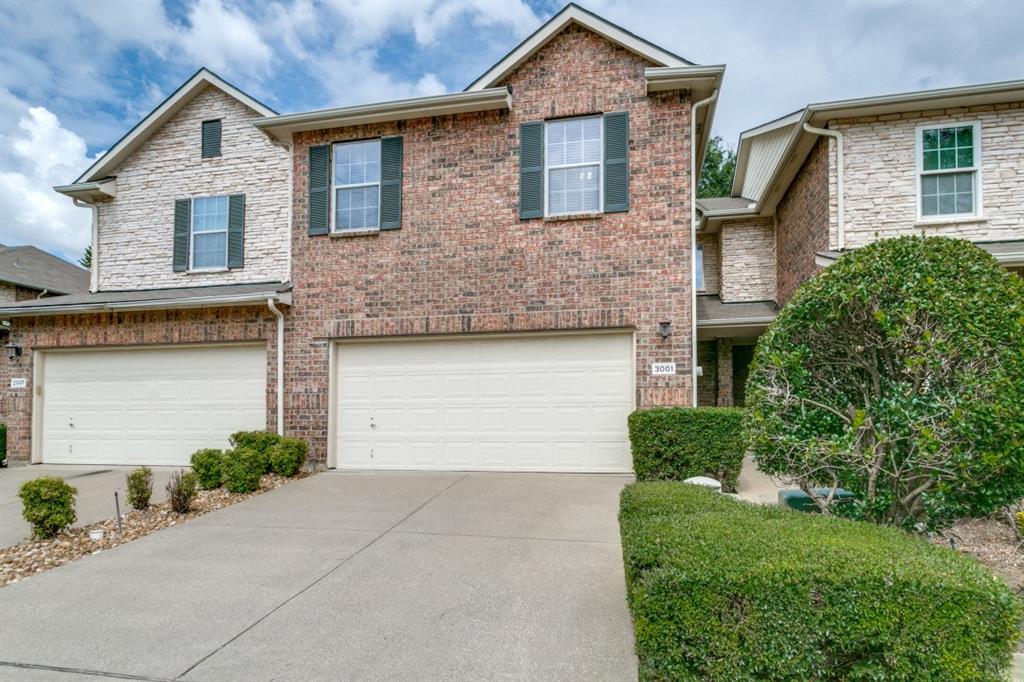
696 197 756 213
696 294 778 326
0 245 90 294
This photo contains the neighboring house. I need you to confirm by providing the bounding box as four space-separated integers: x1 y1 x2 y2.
0 4 723 471
696 80 1024 407
0 245 90 302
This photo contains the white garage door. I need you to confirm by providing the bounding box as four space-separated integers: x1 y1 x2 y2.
39 344 266 466
333 332 634 472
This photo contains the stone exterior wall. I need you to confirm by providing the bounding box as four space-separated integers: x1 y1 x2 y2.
829 103 1024 249
696 233 720 294
96 86 290 290
719 218 776 302
776 137 829 304
285 25 696 461
0 306 277 462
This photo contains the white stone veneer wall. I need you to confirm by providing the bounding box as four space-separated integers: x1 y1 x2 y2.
719 218 776 302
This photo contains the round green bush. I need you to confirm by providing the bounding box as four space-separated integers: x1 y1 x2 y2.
125 466 153 510
221 448 263 494
746 236 1024 529
230 430 281 473
269 437 308 477
19 476 78 538
190 448 224 489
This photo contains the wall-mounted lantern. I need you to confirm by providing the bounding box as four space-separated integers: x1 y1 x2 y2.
5 343 22 360
658 321 672 340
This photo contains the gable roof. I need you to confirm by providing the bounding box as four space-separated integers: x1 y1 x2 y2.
465 3 694 91
0 245 90 295
65 68 277 187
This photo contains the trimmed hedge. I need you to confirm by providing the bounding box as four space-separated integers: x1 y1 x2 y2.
269 437 308 477
230 430 282 473
628 407 745 491
620 482 1023 681
190 448 224 489
221 448 263 494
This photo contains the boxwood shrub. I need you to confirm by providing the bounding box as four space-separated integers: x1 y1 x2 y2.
628 407 745 491
19 477 78 538
620 482 1023 681
0 422 7 467
221 448 263 494
269 437 308 477
190 448 224 489
230 430 281 473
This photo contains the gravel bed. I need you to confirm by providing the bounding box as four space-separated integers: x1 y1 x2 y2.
0 471 312 588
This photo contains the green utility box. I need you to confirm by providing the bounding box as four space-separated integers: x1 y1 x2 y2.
779 488 856 513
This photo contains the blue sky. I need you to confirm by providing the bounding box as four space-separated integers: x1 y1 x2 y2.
1 0 1022 263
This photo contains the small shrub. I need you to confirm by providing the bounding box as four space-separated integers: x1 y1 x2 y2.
0 422 7 467
269 437 308 477
620 481 1023 681
190 448 224 489
166 470 198 513
221 448 263 494
19 477 77 538
125 466 153 510
230 430 281 473
627 407 745 491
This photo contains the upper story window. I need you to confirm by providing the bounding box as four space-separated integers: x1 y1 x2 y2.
545 116 602 216
333 139 381 231
191 195 229 269
695 244 705 291
917 122 980 219
201 119 222 158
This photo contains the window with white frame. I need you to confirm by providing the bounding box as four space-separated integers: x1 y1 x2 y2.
695 244 705 290
333 139 381 230
918 122 980 218
191 195 229 269
546 116 602 216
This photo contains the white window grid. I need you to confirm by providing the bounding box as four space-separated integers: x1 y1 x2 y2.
544 116 603 217
190 195 229 270
915 121 982 221
331 139 382 231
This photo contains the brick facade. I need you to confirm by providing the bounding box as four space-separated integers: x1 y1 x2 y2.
0 306 278 462
0 283 45 303
696 340 717 405
696 233 720 294
775 137 829 304
96 87 290 290
719 217 776 302
284 25 696 461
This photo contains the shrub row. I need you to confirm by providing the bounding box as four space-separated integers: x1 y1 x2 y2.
627 407 745 491
619 481 1023 681
190 431 308 494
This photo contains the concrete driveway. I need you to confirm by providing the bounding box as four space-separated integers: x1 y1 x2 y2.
0 471 637 681
1 464 179 547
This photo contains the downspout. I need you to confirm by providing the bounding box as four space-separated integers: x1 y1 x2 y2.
73 198 99 292
691 88 719 407
35 289 48 299
802 122 844 251
267 298 285 436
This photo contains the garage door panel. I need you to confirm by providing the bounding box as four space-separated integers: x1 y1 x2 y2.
334 333 633 472
41 345 266 466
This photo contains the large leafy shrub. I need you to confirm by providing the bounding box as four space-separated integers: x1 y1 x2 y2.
126 466 153 510
269 437 308 477
628 407 745 491
746 237 1024 528
620 481 1023 681
221 448 263 494
230 430 281 473
19 477 77 538
190 448 224 489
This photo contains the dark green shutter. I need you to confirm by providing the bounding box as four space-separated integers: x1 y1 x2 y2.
380 136 403 230
519 121 544 219
603 112 629 213
227 194 245 269
201 120 221 158
308 145 330 235
173 199 190 272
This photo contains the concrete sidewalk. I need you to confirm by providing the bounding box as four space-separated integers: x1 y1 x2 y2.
0 471 637 681
0 464 180 547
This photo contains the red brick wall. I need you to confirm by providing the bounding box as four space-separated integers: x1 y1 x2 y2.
0 307 277 462
286 25 696 462
775 137 829 304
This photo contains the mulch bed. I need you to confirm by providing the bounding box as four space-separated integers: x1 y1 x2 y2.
0 471 312 588
935 516 1024 594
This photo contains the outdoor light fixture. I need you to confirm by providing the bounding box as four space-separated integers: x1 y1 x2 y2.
658 321 672 340
5 343 21 360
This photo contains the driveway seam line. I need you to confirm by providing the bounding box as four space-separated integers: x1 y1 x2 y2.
0 660 173 681
390 528 619 545
173 472 470 680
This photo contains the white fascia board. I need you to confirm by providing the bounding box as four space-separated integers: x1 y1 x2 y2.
72 69 276 184
731 111 802 197
466 4 692 91
255 89 511 144
53 178 117 201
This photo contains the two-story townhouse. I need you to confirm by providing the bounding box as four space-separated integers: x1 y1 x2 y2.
696 80 1024 407
0 4 723 471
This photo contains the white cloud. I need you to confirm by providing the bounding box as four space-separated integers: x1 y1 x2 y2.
176 0 273 74
0 102 97 261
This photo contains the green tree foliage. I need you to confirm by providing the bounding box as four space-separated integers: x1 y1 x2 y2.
697 135 736 198
79 245 92 269
746 237 1024 529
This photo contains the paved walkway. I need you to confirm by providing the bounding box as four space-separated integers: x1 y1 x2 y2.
0 471 637 681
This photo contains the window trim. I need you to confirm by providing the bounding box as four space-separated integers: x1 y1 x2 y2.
330 138 382 233
543 115 604 218
189 195 229 271
914 120 982 222
695 244 705 291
